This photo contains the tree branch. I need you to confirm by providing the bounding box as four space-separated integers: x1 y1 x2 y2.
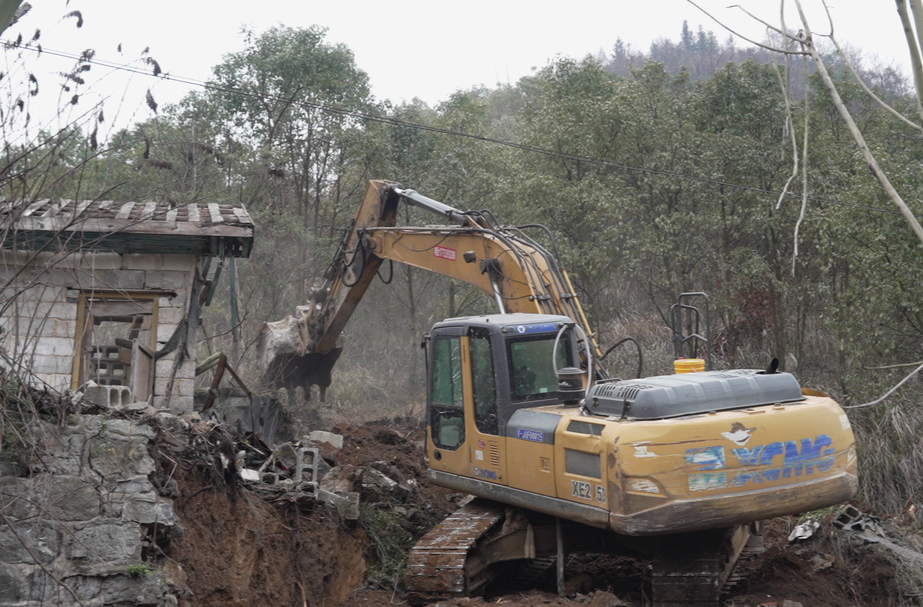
820 1 923 134
896 0 923 127
794 0 923 246
792 43 811 276
772 5 801 212
686 0 809 55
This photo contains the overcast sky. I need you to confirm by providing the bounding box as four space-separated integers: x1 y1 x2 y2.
4 1 915 134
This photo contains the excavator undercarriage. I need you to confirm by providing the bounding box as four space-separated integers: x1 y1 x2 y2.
406 498 760 606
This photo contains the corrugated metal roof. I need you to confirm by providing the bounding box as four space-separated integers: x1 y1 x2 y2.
1 199 254 257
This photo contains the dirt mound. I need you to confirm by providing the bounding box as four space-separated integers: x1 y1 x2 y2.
155 416 461 606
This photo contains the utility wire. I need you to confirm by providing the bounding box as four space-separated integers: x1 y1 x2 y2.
7 41 922 220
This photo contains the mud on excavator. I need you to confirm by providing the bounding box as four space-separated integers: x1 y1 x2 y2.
257 180 858 606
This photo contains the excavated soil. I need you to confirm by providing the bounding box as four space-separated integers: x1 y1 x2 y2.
154 415 921 607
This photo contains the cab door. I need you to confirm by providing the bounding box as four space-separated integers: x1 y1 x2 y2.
425 327 508 486
464 326 507 485
426 328 469 474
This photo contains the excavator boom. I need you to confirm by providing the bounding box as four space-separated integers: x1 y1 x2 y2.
257 180 599 395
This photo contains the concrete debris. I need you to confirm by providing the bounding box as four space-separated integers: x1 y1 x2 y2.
318 489 361 520
233 437 320 495
309 430 344 450
788 519 820 543
833 505 880 533
320 464 358 494
363 467 399 492
240 468 260 482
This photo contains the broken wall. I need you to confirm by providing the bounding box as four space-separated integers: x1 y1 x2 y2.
0 250 198 413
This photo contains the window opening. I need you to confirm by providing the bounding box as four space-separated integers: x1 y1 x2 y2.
73 293 159 400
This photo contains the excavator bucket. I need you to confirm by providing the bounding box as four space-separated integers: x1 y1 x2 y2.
256 311 342 401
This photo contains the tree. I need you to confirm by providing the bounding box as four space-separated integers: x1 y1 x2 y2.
206 25 374 234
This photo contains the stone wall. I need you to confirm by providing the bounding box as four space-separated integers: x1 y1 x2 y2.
0 251 198 413
0 415 184 607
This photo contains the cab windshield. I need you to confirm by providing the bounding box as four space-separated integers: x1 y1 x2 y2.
507 333 571 402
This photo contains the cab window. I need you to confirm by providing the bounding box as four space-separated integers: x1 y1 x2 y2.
431 336 464 450
469 327 498 435
508 334 570 402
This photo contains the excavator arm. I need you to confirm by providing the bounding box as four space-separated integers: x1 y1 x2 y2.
256 179 600 396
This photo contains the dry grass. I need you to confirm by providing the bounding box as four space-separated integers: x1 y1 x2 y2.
850 397 923 518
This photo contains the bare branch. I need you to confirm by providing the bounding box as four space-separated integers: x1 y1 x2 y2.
793 0 923 246
686 0 809 54
792 42 811 276
819 1 923 134
900 0 923 126
772 5 801 212
865 360 923 370
845 360 923 408
728 3 786 35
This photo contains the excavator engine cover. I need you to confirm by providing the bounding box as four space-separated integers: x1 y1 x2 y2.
585 370 805 420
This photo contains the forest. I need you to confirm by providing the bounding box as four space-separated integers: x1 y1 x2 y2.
2 16 923 520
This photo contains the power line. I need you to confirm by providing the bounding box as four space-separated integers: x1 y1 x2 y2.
6 40 917 219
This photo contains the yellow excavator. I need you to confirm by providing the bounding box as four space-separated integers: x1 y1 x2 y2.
258 180 857 606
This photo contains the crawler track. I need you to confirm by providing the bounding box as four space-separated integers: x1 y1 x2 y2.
651 525 752 606
405 499 506 605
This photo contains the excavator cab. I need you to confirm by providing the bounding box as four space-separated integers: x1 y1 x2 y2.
425 313 579 484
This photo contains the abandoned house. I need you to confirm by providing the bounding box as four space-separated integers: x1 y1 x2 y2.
0 198 254 413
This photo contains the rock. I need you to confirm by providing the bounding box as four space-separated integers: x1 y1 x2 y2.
163 559 189 594
309 431 344 450
122 493 179 526
362 467 398 493
0 477 34 520
0 562 23 602
99 570 166 604
88 434 155 479
33 420 84 475
810 553 835 572
68 521 142 566
115 401 152 413
781 601 804 607
587 590 627 607
370 460 404 483
319 464 357 494
42 475 101 521
0 521 58 564
318 489 360 520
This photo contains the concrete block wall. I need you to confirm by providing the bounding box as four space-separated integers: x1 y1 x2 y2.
0 251 199 413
